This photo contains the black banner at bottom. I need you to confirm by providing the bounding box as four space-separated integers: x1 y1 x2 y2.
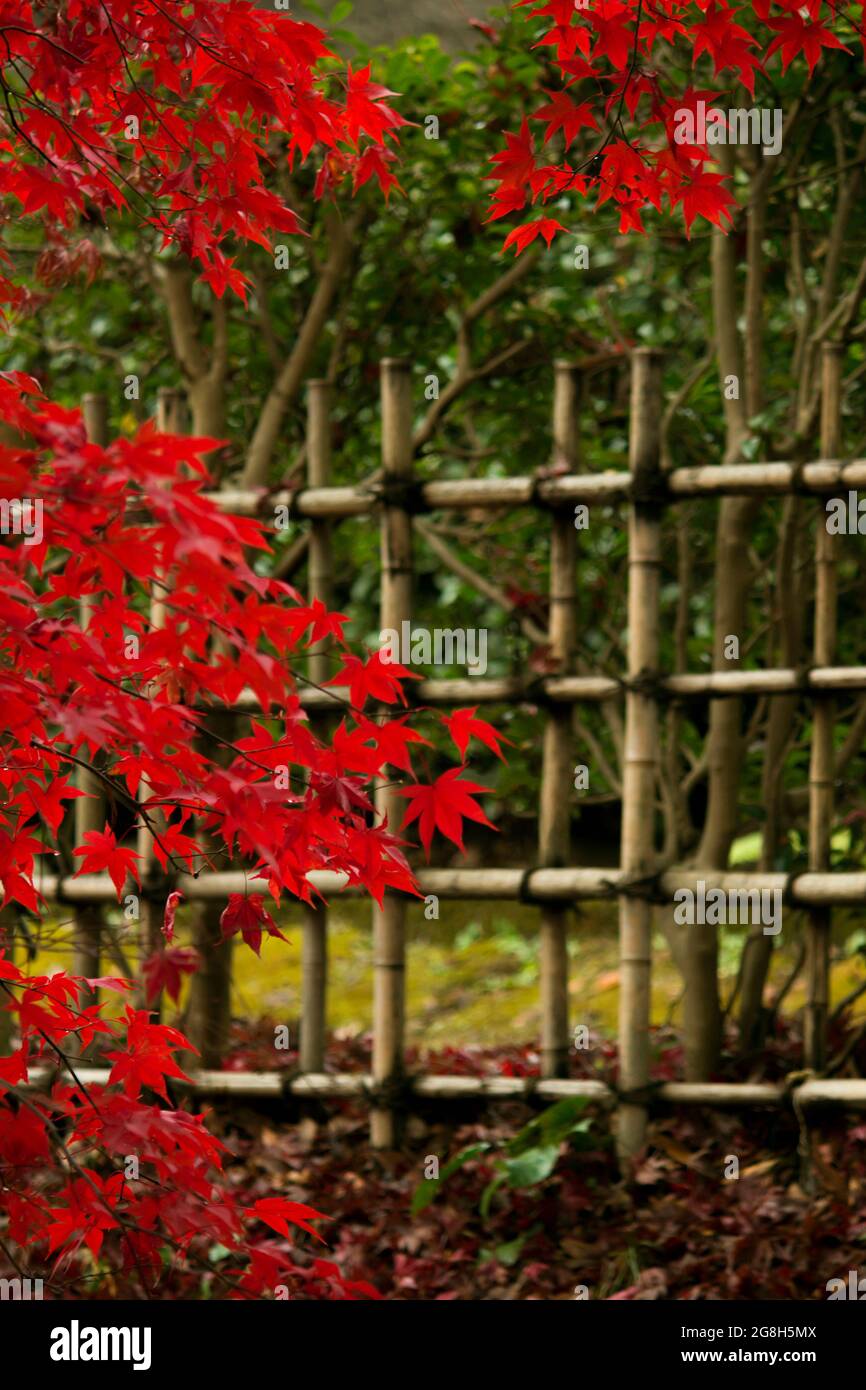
5 1295 860 1378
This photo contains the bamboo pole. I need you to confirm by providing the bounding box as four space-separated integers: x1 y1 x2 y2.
301 380 332 1074
805 344 843 1069
72 395 109 1036
617 348 663 1164
36 865 866 907
225 665 866 713
23 1064 866 1113
136 388 184 1009
155 379 236 1066
371 358 413 1148
538 363 581 1077
205 458 866 519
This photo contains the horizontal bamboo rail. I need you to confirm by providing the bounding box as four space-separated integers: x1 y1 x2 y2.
206 458 866 518
225 665 866 713
17 1066 866 1112
36 867 866 905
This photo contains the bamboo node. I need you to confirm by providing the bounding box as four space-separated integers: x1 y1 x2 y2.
364 477 430 514
522 673 559 709
616 1080 663 1106
616 668 672 703
365 1073 414 1110
628 469 668 513
602 870 668 904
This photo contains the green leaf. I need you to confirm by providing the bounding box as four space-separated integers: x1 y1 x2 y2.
491 1225 542 1266
507 1096 591 1156
503 1143 560 1188
410 1142 491 1215
330 0 353 20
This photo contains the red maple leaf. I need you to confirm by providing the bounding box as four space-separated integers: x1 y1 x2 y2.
245 1196 329 1243
442 708 513 763
105 1010 193 1100
587 0 634 70
345 63 410 144
532 91 597 146
396 768 497 857
219 893 288 957
361 714 433 775
141 945 200 1005
488 118 537 190
23 776 84 835
503 216 569 255
73 824 140 899
325 650 419 710
671 168 738 237
765 13 849 74
283 597 349 648
691 2 762 93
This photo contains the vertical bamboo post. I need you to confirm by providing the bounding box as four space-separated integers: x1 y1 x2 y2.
151 386 234 1064
136 388 183 1010
538 362 581 1077
805 343 842 1069
371 358 413 1148
301 380 332 1073
70 395 108 1035
617 348 663 1165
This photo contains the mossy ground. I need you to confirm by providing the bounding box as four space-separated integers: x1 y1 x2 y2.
26 898 866 1045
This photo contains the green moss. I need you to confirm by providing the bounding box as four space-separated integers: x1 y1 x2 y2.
22 900 866 1047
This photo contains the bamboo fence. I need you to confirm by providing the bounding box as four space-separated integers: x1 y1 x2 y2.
29 344 866 1157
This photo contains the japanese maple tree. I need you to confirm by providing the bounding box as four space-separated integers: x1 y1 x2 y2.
490 0 859 245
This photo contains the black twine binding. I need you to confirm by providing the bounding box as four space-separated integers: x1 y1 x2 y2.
613 668 673 704
615 1080 664 1106
365 477 430 515
364 1073 415 1110
628 467 669 513
794 661 817 695
782 868 813 909
601 870 667 905
518 867 543 904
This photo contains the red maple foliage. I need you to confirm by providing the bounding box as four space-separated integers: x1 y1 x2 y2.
0 368 507 1293
490 0 858 244
0 0 408 313
0 957 381 1297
